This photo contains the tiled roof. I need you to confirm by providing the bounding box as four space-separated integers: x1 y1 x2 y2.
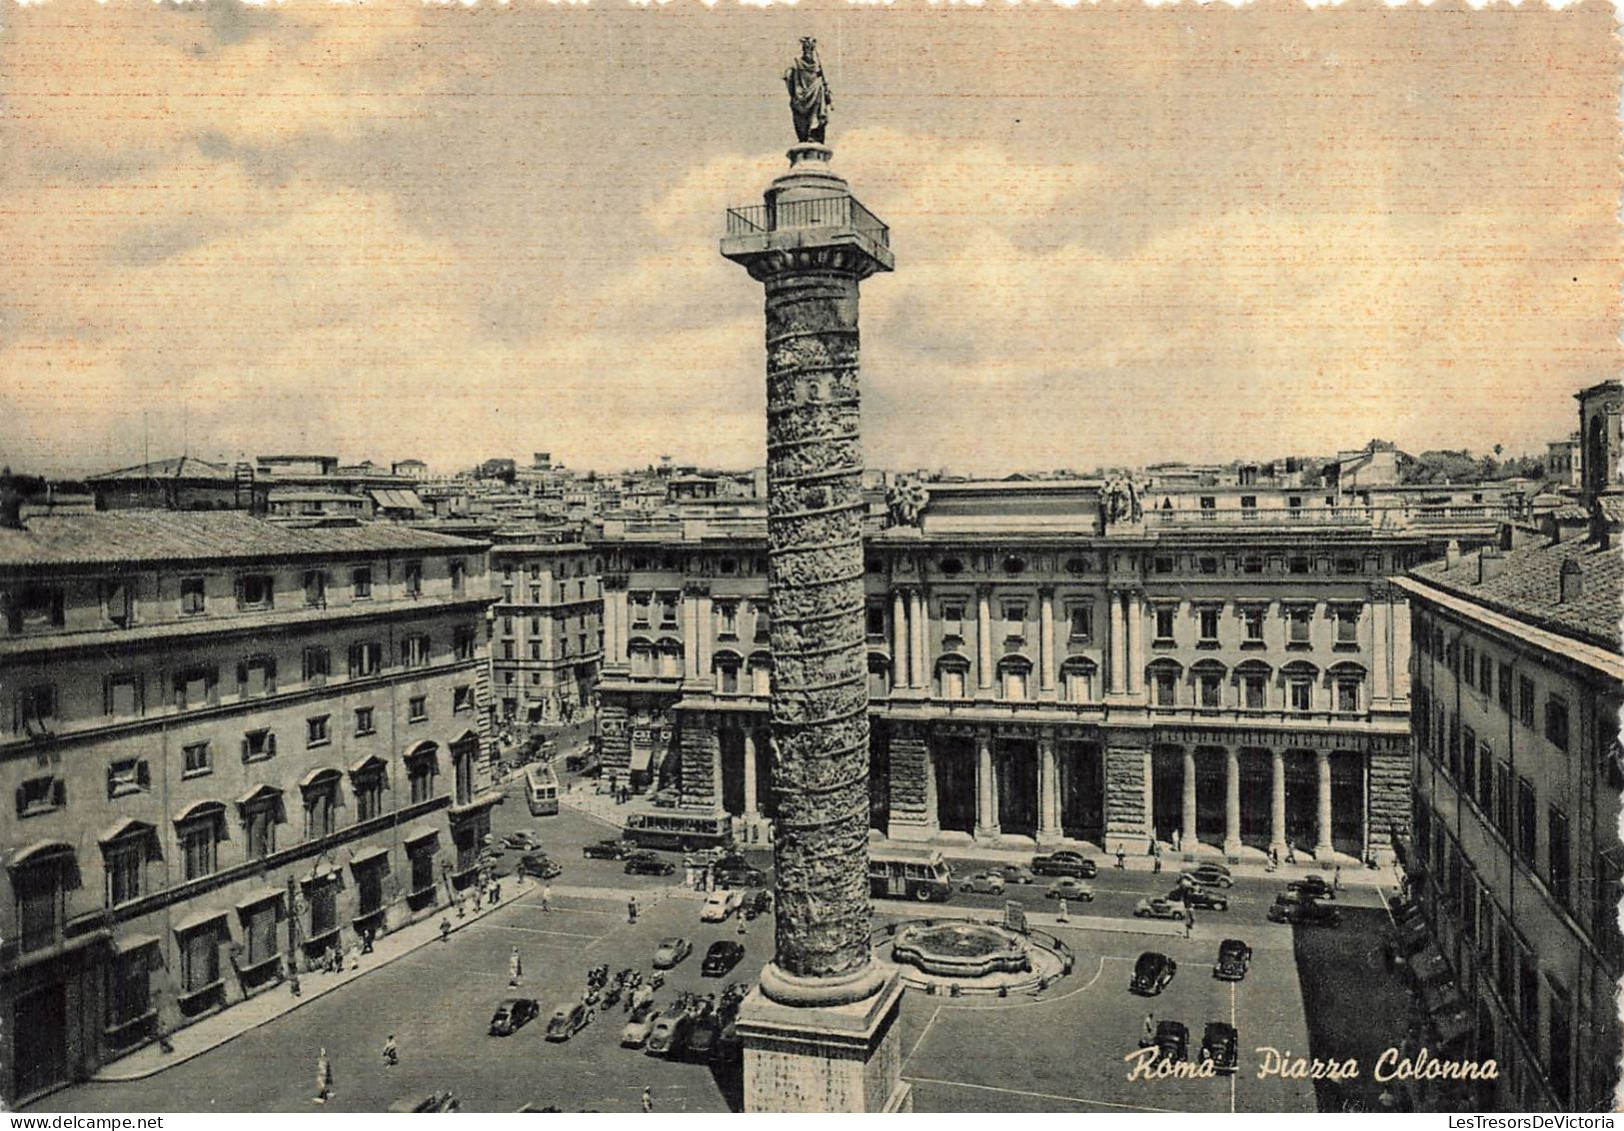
0 510 485 568
1409 537 1622 651
1600 495 1624 525
86 455 236 482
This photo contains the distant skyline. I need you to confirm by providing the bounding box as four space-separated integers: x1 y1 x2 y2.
2 3 1616 480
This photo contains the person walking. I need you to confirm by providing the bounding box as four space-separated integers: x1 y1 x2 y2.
362 926 375 955
509 945 523 987
314 1048 333 1103
540 883 552 912
628 896 638 924
1152 854 1163 876
1142 1012 1155 1045
1334 865 1342 892
1115 847 1126 870
383 1034 398 1067
642 1086 653 1113
349 940 361 971
1184 906 1195 939
736 910 748 936
1057 897 1069 923
439 916 452 944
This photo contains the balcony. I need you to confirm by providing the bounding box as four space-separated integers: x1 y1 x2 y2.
725 194 889 248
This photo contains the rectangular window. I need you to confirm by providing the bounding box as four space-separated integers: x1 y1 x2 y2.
942 665 967 700
1545 696 1570 750
404 560 423 597
106 842 143 907
453 685 473 713
180 822 217 880
1198 674 1221 709
1498 663 1512 710
103 579 133 627
179 923 221 992
352 567 373 599
1478 743 1493 813
304 787 337 840
1518 955 1540 1038
354 773 384 823
242 729 276 763
245 805 276 860
453 627 476 661
1197 556 1219 575
106 673 144 719
409 757 436 804
303 570 326 607
719 603 739 637
1242 606 1265 642
502 641 515 661
244 902 279 967
183 741 211 777
1337 680 1360 713
238 655 275 697
529 641 542 661
1242 555 1263 574
173 667 218 710
1003 601 1027 633
237 574 274 610
106 758 150 799
14 860 64 951
354 706 375 735
529 585 542 604
16 683 58 734
7 584 65 633
450 560 465 594
1518 677 1536 728
400 634 430 668
1198 608 1220 642
1289 679 1312 712
180 576 206 615
1243 674 1266 710
630 594 651 628
1494 763 1513 836
1155 672 1177 707
302 646 330 685
659 595 678 629
529 616 541 636
1153 556 1174 574
1462 644 1476 688
1516 777 1537 864
1335 607 1360 644
306 715 330 747
1154 607 1175 641
1548 807 1571 906
1287 607 1312 644
409 695 428 722
1067 603 1091 640
349 641 383 677
865 604 885 638
1063 666 1093 703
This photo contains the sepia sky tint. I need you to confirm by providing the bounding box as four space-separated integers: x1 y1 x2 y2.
1 1 1617 478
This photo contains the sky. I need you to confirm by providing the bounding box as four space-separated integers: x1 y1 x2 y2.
0 0 1617 479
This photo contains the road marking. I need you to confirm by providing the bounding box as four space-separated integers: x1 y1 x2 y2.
904 1004 943 1066
470 922 611 943
445 966 509 979
905 1076 1178 1113
490 925 605 940
917 955 1114 1015
1230 980 1238 1113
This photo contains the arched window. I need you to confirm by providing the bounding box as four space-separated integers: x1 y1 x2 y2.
997 655 1032 702
1234 659 1272 711
713 650 743 696
868 652 891 699
656 639 683 679
748 652 772 697
299 769 343 840
1282 660 1319 713
627 637 654 678
1328 661 1367 714
1190 659 1227 710
936 654 970 701
450 733 479 806
1060 656 1097 704
1146 658 1184 707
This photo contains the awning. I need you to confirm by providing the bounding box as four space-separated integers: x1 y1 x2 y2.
173 908 228 934
629 746 654 774
349 754 387 774
235 784 283 807
173 800 226 824
98 818 156 845
369 489 425 512
349 846 390 869
234 886 285 913
299 767 341 789
401 824 440 846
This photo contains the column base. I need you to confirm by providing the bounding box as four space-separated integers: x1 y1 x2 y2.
1221 840 1242 858
1036 827 1064 848
739 972 911 1113
1313 843 1336 861
973 826 1003 843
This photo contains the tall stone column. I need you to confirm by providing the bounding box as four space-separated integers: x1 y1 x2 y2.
908 587 927 690
723 128 907 1113
744 730 760 818
1127 590 1145 697
1223 747 1242 856
974 730 999 839
1315 749 1335 858
923 745 939 832
1038 587 1056 693
891 588 908 690
684 593 702 678
1108 591 1126 695
696 589 714 682
976 586 994 691
1269 749 1288 857
1037 734 1060 842
1181 747 1198 849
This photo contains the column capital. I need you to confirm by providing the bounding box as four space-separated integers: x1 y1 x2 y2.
683 580 712 598
1037 584 1056 599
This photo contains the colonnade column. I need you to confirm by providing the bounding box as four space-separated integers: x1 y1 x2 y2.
923 747 939 831
909 588 927 690
696 592 713 680
1269 749 1288 857
1314 749 1335 858
977 586 994 691
1127 590 1145 697
743 730 760 818
1181 747 1198 848
1371 590 1393 702
891 588 909 689
1108 591 1126 695
1038 587 1056 693
975 730 999 839
1223 747 1242 855
1037 735 1059 841
683 593 701 677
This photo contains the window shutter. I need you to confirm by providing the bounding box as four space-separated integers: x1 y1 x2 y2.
234 577 245 609
267 733 277 757
50 589 64 627
103 677 112 717
106 765 116 800
137 760 151 790
14 784 25 817
51 779 66 807
265 658 276 693
237 662 248 687
241 737 250 763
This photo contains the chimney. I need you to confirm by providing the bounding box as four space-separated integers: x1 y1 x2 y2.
1444 539 1461 570
1589 497 1613 552
1498 523 1516 551
1477 547 1504 584
1559 559 1584 603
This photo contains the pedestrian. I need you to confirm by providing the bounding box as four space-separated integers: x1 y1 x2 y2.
314 1048 333 1103
362 926 375 955
1057 897 1069 923
455 890 466 919
439 916 452 944
642 1086 653 1113
1184 907 1195 939
383 1034 398 1067
349 940 361 971
509 945 523 987
1146 836 1156 856
1172 828 1182 853
628 896 638 924
1269 846 1279 868
290 970 302 998
737 911 748 936
1142 1012 1155 1045
540 883 552 912
1286 845 1297 866
1115 847 1126 870
1334 865 1342 892
493 878 503 905
1152 855 1162 876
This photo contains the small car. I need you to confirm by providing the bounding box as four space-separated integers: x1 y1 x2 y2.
700 889 744 923
702 940 746 977
1213 938 1252 982
1130 952 1178 996
625 853 676 877
652 937 693 969
583 839 634 860
620 1005 662 1049
1134 897 1186 921
1154 1020 1189 1064
959 871 1007 895
1000 864 1037 885
646 1011 694 1057
1181 862 1234 889
488 997 540 1036
1268 896 1341 927
1032 850 1098 879
1046 878 1095 901
1201 1021 1239 1074
1288 874 1336 901
502 832 542 852
742 889 773 920
544 1001 592 1042
713 857 767 888
686 1011 723 1061
1177 886 1229 912
516 853 562 880
651 788 683 809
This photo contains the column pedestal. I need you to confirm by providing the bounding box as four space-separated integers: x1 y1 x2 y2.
737 976 912 1113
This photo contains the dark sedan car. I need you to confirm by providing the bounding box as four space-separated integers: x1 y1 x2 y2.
1176 886 1229 912
624 852 676 877
1201 1021 1239 1074
1154 1020 1189 1063
1130 951 1177 996
583 839 634 860
1267 894 1341 927
1032 850 1098 879
702 940 746 977
1288 874 1337 901
516 853 562 880
1181 862 1234 888
1213 938 1252 981
489 997 540 1036
713 858 767 888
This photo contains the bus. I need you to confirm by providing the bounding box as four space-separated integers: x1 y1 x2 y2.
622 808 732 852
524 762 559 817
868 846 953 903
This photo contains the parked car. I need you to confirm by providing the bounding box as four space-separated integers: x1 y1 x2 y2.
1267 893 1341 927
700 889 744 923
1130 952 1178 996
583 839 634 860
1000 864 1037 885
742 889 773 920
1201 1021 1239 1074
702 940 746 977
1180 862 1234 889
620 1005 662 1049
488 997 540 1036
713 857 767 888
1045 878 1095 902
686 1012 721 1060
502 832 542 852
1176 886 1229 911
651 788 683 809
1154 1020 1189 1063
1213 938 1252 982
1032 850 1098 879
516 853 562 880
959 871 1007 895
1134 897 1186 921
653 937 693 969
1288 874 1336 901
544 1001 592 1042
645 1012 693 1058
625 853 676 877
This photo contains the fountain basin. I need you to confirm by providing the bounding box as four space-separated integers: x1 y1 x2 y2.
890 922 1031 979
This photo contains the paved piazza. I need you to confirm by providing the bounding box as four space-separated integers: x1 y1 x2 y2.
36 779 1386 1113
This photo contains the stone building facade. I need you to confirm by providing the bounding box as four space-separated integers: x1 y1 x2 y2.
594 480 1424 862
0 511 498 1105
488 541 603 726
